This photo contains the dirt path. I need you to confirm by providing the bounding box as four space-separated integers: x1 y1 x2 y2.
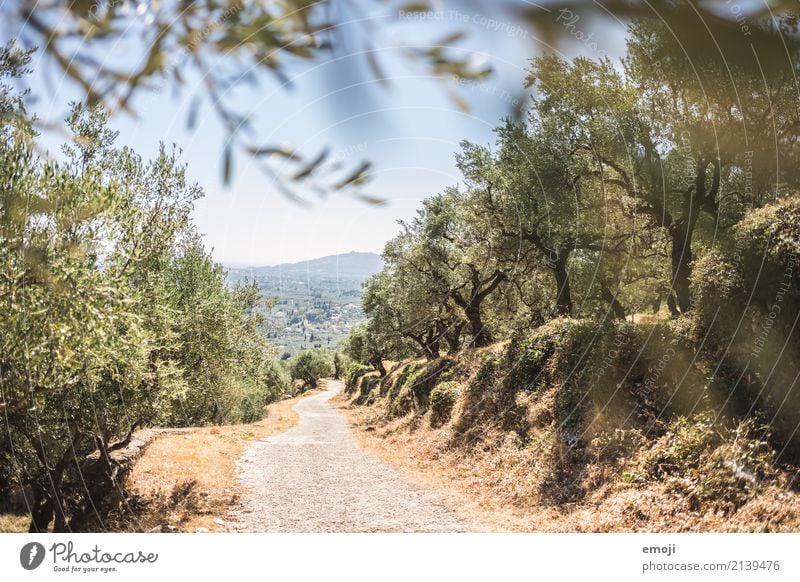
228 380 465 532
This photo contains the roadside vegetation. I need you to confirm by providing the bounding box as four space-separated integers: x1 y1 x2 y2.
340 7 800 531
119 389 320 533
0 48 313 532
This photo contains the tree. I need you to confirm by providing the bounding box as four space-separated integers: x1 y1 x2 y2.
342 322 401 377
363 252 451 360
0 103 171 531
332 352 344 380
521 6 800 316
290 350 334 390
0 83 287 530
387 189 513 348
622 9 800 313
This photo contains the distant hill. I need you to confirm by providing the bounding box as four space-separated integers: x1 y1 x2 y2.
228 251 383 282
225 252 383 357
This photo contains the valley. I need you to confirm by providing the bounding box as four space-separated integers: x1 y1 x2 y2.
226 252 383 357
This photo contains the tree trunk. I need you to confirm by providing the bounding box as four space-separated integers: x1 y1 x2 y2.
444 327 462 354
466 304 491 347
371 358 387 377
423 341 440 360
667 160 713 315
405 333 439 361
600 286 627 320
669 221 694 314
553 258 573 316
28 488 53 532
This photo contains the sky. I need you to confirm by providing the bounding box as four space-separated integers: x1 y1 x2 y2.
20 1 628 266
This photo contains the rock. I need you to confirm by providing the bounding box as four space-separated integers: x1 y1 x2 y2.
213 518 226 525
148 524 179 533
195 527 209 533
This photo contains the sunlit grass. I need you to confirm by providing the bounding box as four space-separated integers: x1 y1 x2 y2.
0 514 29 533
122 387 322 532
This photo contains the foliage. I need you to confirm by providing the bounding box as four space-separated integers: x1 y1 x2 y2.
344 363 373 393
5 1 493 200
347 5 800 465
341 321 399 376
639 413 776 512
0 57 287 530
290 350 334 390
428 381 460 427
6 1 795 203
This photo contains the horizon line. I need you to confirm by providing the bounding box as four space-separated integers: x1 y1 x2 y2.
222 249 382 270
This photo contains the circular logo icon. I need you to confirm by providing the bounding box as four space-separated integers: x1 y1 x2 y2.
20 542 46 570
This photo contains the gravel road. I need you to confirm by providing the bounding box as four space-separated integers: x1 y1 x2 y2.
228 380 465 532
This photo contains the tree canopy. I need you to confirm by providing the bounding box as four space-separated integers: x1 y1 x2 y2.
347 5 800 392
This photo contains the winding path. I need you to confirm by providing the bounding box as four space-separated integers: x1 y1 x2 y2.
228 380 465 532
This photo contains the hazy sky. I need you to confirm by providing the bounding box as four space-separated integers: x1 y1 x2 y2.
23 1 627 266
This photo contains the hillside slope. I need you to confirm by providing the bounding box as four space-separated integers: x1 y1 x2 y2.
228 251 383 281
340 319 800 532
227 252 383 356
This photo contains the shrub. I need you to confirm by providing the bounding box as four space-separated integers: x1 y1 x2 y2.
238 384 269 424
263 360 292 402
290 349 334 389
429 381 461 426
358 375 381 405
344 362 372 392
386 362 421 407
639 412 775 512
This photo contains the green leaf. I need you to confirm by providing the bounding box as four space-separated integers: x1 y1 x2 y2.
334 161 372 190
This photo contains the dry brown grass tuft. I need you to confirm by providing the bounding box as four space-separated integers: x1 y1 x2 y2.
119 389 319 532
0 513 29 533
335 378 800 533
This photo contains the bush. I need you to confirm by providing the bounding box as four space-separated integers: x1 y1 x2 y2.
429 381 461 426
263 360 292 402
233 361 293 423
383 359 454 418
237 383 269 424
639 413 775 512
683 197 800 460
344 362 372 391
290 349 334 389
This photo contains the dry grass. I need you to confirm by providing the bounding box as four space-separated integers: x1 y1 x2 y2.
334 387 800 533
121 388 319 532
0 513 29 533
334 396 534 532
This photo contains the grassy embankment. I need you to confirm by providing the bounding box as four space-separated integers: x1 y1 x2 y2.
338 319 800 532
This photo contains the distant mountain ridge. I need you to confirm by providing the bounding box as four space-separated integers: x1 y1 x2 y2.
228 251 383 281
225 251 383 355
